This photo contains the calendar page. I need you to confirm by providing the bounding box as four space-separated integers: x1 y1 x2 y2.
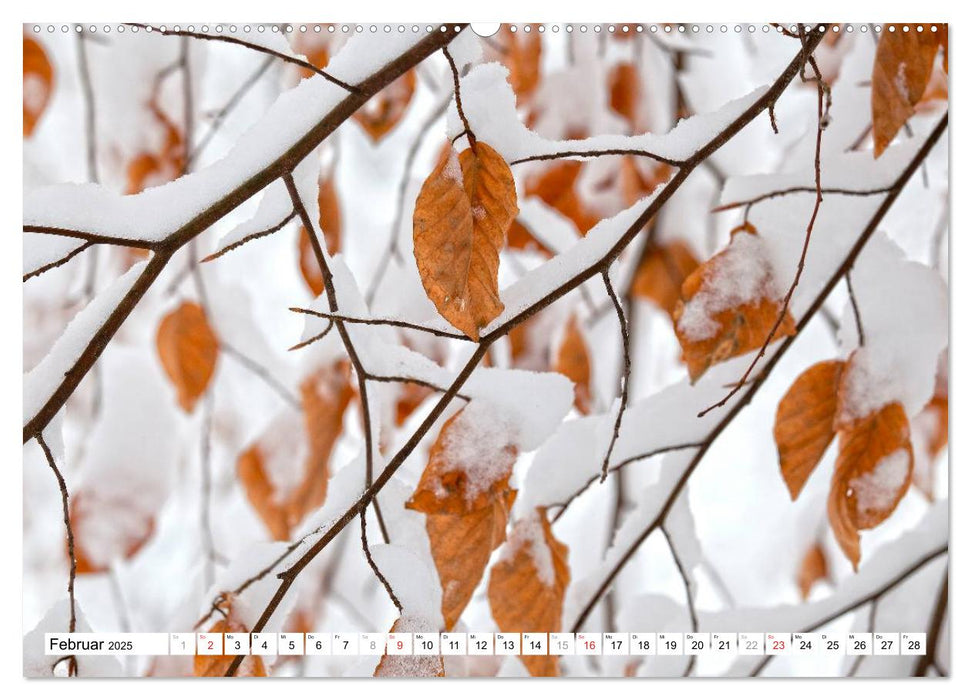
22 21 949 679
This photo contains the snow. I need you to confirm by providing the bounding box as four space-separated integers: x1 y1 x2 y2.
447 62 770 164
499 511 555 586
24 599 122 677
23 31 428 242
24 233 88 278
836 234 948 421
23 261 147 428
849 449 911 518
369 544 443 627
676 230 780 341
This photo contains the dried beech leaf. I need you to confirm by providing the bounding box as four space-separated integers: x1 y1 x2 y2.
70 492 155 574
774 360 845 500
394 381 434 427
797 542 829 600
872 24 942 157
828 401 913 569
413 143 517 340
526 161 599 235
507 219 551 256
426 491 516 630
631 241 700 317
298 176 342 297
374 617 445 677
353 69 416 142
194 601 267 677
23 34 54 137
553 316 592 415
499 25 542 105
127 101 185 194
406 406 518 515
672 230 796 382
156 301 219 412
609 62 640 127
488 508 570 677
238 362 352 540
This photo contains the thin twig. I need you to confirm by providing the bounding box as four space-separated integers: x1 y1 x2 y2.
599 271 631 483
360 510 402 611
23 242 94 282
201 210 298 262
443 46 475 150
663 524 699 677
128 24 359 93
289 307 469 340
713 185 893 213
846 270 866 346
511 148 682 168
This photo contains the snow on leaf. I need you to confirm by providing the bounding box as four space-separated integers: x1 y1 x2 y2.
774 360 845 500
23 33 53 137
156 301 220 412
828 401 913 570
525 160 599 235
354 69 416 142
194 597 267 677
872 24 943 157
673 227 796 382
553 315 592 415
488 507 570 677
413 142 518 340
237 361 353 540
631 240 700 318
608 62 640 128
374 616 445 677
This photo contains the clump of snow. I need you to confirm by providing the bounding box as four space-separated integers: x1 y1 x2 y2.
369 544 443 628
676 231 779 341
499 512 555 586
434 400 518 503
849 448 911 519
442 148 462 183
256 412 309 502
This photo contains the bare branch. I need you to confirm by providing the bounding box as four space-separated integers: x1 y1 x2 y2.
289 307 469 340
599 270 631 483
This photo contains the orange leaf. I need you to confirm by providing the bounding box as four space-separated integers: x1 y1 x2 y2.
506 219 551 256
70 491 155 574
194 599 267 677
374 617 445 677
673 229 796 382
23 33 54 137
126 100 185 194
298 176 342 297
413 143 517 340
237 362 352 540
525 161 600 235
353 69 416 142
797 542 829 600
871 24 941 157
499 26 542 105
394 381 434 427
156 301 219 412
828 401 913 570
553 316 592 415
609 62 640 127
487 508 570 677
631 241 700 317
774 360 845 500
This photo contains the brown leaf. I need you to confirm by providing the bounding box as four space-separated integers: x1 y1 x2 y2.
237 362 353 540
374 617 445 677
194 599 267 677
23 33 54 137
672 229 796 382
499 26 542 105
413 143 517 340
797 542 829 600
156 301 219 412
507 219 551 256
553 316 592 415
127 100 185 194
631 241 700 317
70 491 155 574
488 508 570 677
609 62 640 127
525 161 599 235
872 24 942 157
774 360 845 500
353 69 416 142
298 176 342 297
828 401 913 570
913 394 948 500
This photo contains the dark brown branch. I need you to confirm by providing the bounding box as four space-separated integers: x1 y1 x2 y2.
23 27 462 445
365 373 471 402
570 111 948 632
360 510 402 612
443 46 475 149
128 24 359 93
846 270 866 346
24 242 94 282
23 226 160 250
288 321 334 351
599 271 631 483
713 185 893 213
289 307 469 340
511 148 683 168
36 434 77 677
201 210 297 262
